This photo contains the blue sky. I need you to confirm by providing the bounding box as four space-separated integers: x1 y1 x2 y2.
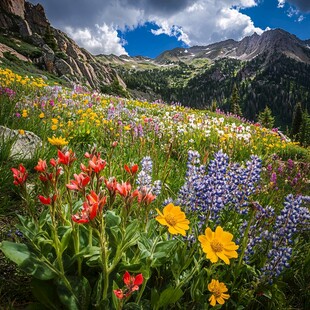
35 0 310 58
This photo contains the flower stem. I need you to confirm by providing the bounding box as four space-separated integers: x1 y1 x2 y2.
237 207 255 270
98 216 110 301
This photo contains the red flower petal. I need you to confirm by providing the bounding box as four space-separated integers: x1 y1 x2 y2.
123 271 131 286
134 273 143 286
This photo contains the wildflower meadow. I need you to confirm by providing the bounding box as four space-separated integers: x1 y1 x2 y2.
0 67 309 309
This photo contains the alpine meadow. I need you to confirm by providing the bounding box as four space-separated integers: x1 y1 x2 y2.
0 1 309 309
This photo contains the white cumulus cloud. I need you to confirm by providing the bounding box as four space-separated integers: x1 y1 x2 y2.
36 0 266 56
65 24 128 56
278 0 286 8
151 0 263 46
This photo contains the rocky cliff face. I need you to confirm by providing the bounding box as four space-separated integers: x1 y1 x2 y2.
0 0 124 89
0 0 25 19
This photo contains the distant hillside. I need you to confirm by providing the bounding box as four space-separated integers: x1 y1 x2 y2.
109 29 310 129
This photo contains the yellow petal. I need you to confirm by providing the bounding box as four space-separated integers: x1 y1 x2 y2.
201 244 213 254
219 283 229 292
215 226 224 238
216 251 230 264
225 250 238 258
223 243 239 251
168 226 185 236
173 212 186 220
209 295 216 307
171 205 181 213
216 296 225 305
155 208 164 217
198 235 208 244
205 227 213 241
222 231 233 243
177 223 189 230
156 217 168 226
163 203 174 214
207 252 219 263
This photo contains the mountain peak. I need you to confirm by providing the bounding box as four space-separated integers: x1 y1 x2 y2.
155 28 310 64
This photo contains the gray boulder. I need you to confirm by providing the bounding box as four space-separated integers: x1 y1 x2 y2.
0 126 42 159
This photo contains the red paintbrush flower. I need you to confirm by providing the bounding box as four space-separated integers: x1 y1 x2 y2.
57 149 76 166
34 159 47 172
123 271 143 292
66 172 90 191
116 182 132 198
113 271 144 299
113 289 124 299
88 154 106 173
105 177 118 194
133 189 156 205
124 164 139 175
72 190 106 224
11 164 28 186
38 195 51 205
38 195 56 205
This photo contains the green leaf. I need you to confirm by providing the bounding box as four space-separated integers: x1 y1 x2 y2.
153 240 178 259
57 276 91 310
151 240 179 267
92 273 103 307
16 215 38 239
158 286 184 308
85 254 101 267
105 211 122 249
59 226 73 253
262 290 272 300
137 241 151 260
124 219 140 244
31 278 62 310
106 210 121 227
118 263 144 273
0 241 56 280
150 289 159 309
123 302 142 309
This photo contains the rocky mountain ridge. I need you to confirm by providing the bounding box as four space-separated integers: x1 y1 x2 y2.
0 0 124 89
155 29 310 64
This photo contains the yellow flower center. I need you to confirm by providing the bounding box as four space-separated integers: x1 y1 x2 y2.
210 240 223 252
213 288 222 298
165 214 177 226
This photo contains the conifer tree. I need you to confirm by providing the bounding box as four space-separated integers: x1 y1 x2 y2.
230 84 242 116
258 106 275 129
44 26 57 51
291 102 303 138
211 99 217 112
299 110 310 146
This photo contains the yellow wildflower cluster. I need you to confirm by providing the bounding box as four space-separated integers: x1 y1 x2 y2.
0 68 47 89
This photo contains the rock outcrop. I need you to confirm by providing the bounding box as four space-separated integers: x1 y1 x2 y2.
0 0 25 19
0 0 124 90
0 126 42 160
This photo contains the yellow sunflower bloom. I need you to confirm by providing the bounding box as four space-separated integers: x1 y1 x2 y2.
208 279 230 307
155 203 190 236
198 226 238 264
48 136 69 148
